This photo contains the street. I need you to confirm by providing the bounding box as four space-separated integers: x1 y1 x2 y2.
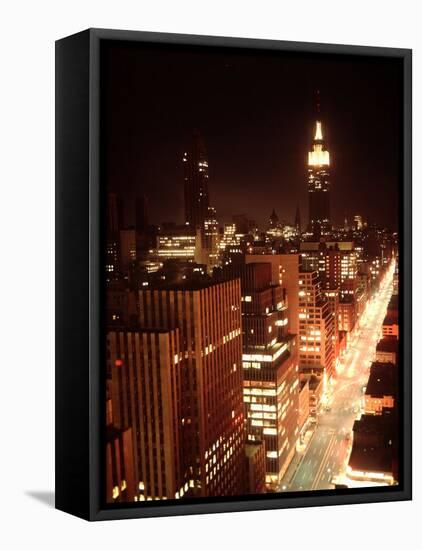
280 260 396 492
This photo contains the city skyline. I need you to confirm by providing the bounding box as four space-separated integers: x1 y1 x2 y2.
103 40 401 504
102 41 401 230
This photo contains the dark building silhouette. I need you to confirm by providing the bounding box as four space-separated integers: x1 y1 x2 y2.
348 411 398 484
364 361 397 415
183 131 210 230
232 214 257 236
135 195 149 234
106 193 124 280
106 425 137 503
107 192 124 237
244 441 266 494
295 205 301 235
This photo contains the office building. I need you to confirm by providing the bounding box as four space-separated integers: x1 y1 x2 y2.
298 271 335 378
245 253 300 335
218 262 299 489
220 223 241 252
106 426 137 503
300 241 359 333
232 214 257 237
157 225 197 261
106 239 120 281
107 327 184 500
138 279 245 497
244 441 266 494
106 280 138 327
195 206 220 273
106 192 124 280
119 229 137 273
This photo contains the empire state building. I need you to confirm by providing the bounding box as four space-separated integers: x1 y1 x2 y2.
307 120 331 236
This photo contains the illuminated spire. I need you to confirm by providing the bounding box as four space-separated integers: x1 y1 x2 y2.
315 121 323 141
314 90 324 140
308 99 330 167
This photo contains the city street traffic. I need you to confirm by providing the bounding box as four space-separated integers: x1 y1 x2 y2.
280 260 396 492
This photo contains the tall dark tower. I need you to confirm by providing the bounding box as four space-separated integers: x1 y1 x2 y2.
135 195 149 234
307 95 331 237
183 131 210 230
107 192 124 238
294 205 301 235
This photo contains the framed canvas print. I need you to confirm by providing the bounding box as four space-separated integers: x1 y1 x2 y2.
55 28 412 521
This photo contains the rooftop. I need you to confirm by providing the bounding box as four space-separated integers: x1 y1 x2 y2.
348 442 393 474
366 363 397 398
141 278 240 292
107 325 179 335
376 337 398 354
383 312 398 326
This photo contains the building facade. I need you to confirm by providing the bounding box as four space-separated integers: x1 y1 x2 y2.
183 131 210 230
298 271 335 378
157 225 197 262
106 426 137 504
245 253 300 336
138 280 245 498
218 262 299 490
244 441 266 494
107 328 184 501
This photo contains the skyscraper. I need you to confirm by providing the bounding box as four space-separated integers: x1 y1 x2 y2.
107 327 184 501
298 271 335 378
183 131 210 230
246 253 300 335
217 262 300 489
307 119 331 236
106 425 137 503
295 205 301 235
157 224 197 261
135 195 149 234
106 192 124 280
195 206 220 274
119 229 137 273
107 192 124 238
138 279 245 498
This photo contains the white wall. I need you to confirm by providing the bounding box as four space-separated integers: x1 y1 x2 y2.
0 1 418 548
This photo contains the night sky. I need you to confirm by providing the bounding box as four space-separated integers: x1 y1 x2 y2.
101 40 402 230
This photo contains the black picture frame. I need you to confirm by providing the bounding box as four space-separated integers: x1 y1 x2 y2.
55 28 412 521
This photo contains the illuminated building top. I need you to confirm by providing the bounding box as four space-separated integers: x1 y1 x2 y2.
308 120 330 167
